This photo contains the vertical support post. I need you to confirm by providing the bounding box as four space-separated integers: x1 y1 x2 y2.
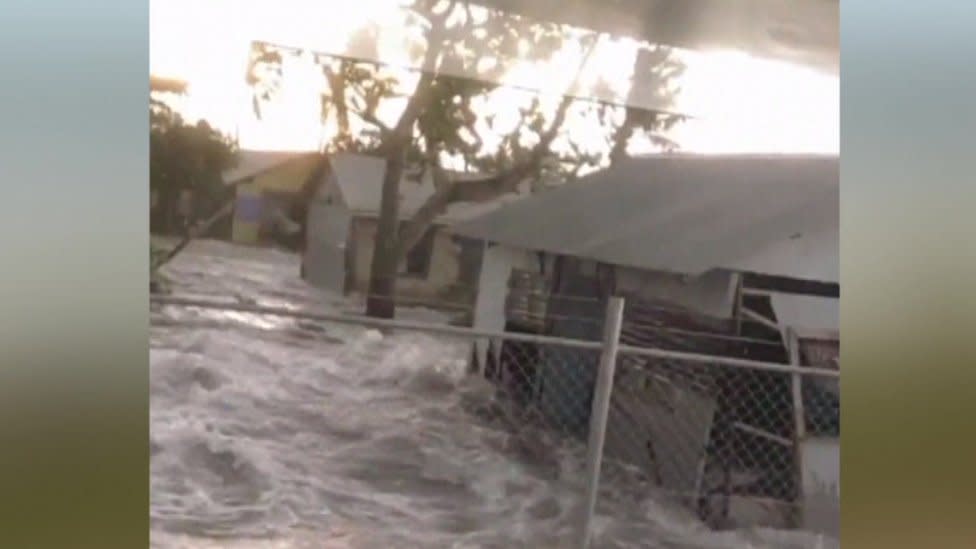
733 275 745 337
471 240 495 378
787 326 807 528
716 275 746 524
580 297 625 549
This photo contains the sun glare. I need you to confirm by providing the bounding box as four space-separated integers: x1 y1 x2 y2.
150 0 838 155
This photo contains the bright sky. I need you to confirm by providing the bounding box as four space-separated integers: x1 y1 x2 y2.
150 0 838 155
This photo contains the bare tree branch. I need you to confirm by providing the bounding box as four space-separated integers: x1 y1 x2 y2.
323 64 351 140
395 33 600 258
353 109 394 136
609 108 641 164
390 0 456 143
153 199 235 270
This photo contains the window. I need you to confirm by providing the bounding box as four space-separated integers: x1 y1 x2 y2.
400 224 436 278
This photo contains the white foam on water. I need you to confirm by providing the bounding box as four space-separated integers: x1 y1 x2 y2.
151 240 836 549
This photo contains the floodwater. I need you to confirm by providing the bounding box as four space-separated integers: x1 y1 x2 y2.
150 240 837 549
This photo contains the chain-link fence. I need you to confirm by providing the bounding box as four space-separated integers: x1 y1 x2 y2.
151 293 839 547
475 295 840 546
606 342 839 533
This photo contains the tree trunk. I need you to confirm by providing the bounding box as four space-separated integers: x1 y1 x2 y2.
365 145 406 318
325 65 352 145
362 12 445 318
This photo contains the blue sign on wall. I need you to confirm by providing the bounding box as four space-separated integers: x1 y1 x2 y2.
236 194 264 222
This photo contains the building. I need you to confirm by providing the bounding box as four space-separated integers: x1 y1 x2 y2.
223 150 326 246
302 154 506 307
451 154 839 535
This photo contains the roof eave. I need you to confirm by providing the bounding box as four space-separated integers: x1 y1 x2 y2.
222 152 325 186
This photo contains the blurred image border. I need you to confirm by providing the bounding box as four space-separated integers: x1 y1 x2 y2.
1 0 975 547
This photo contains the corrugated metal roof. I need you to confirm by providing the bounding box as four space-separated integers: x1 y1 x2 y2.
223 150 319 184
330 153 515 223
452 154 838 283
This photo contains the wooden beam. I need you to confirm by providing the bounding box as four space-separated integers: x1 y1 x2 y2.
793 327 840 342
733 275 745 336
733 422 793 447
741 272 839 298
741 287 774 298
741 306 781 333
152 199 235 271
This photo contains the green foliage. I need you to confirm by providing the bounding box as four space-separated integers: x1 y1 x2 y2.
150 99 237 194
246 0 684 189
244 1 688 317
150 98 238 234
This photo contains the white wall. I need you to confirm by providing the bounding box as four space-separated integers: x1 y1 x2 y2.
348 217 465 300
304 169 350 291
304 201 351 293
801 437 840 538
771 293 839 335
471 243 537 370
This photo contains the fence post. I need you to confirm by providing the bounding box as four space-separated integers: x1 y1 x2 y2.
786 326 807 528
580 297 625 549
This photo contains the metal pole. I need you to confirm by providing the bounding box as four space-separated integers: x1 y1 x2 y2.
580 297 625 549
786 326 807 528
618 344 837 378
150 294 604 350
149 295 839 378
474 240 491 377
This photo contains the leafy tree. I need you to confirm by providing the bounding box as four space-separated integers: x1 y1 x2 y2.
150 96 238 235
248 0 685 317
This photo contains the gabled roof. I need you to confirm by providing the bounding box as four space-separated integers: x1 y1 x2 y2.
329 153 514 223
452 154 839 284
223 150 321 185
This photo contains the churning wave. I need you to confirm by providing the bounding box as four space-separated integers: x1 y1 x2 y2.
150 240 837 549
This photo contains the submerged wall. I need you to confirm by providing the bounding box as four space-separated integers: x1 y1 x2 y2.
304 202 351 293
348 217 467 304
